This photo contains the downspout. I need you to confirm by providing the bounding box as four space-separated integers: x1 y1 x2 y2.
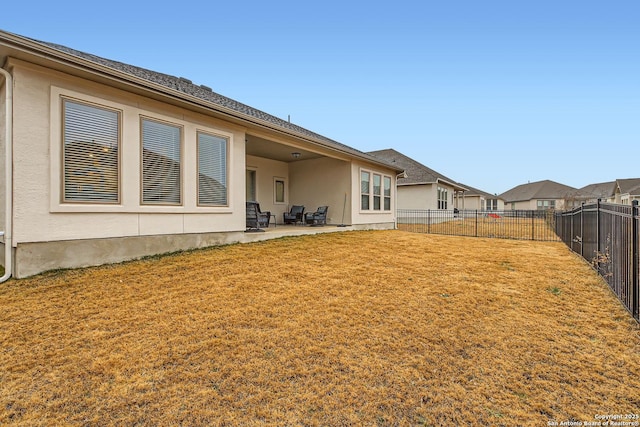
0 67 13 282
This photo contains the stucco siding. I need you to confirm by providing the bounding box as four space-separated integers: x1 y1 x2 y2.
351 161 396 225
246 154 290 223
10 60 246 245
398 185 430 210
290 157 351 225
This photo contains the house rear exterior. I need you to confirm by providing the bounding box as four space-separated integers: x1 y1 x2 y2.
368 148 467 211
0 31 402 278
499 179 578 211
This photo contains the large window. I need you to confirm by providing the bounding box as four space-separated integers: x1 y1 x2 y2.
537 200 555 210
437 186 448 210
383 176 391 210
486 199 498 211
361 171 370 210
141 118 182 205
62 99 120 203
361 169 392 211
197 132 228 206
373 174 381 210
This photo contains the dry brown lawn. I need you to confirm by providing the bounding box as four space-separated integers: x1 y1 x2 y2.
1 230 639 426
399 217 560 241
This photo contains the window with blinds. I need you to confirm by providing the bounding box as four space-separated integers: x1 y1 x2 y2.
373 174 382 210
197 131 228 206
63 99 120 203
361 171 370 210
383 176 391 210
141 118 182 205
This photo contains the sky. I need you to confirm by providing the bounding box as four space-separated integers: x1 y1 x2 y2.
2 0 638 195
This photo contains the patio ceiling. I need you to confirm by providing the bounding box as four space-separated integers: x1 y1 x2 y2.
245 135 323 163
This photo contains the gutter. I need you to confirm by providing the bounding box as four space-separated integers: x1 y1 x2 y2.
0 66 12 282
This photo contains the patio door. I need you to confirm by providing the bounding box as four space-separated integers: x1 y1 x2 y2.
246 169 256 201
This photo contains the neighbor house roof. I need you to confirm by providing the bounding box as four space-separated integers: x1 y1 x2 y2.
0 30 402 173
616 178 640 195
578 181 616 200
457 183 501 199
499 180 577 203
367 149 467 191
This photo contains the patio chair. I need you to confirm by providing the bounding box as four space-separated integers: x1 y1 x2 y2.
305 206 328 226
283 205 305 225
246 201 270 232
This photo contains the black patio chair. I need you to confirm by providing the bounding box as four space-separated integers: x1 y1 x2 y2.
283 205 305 225
246 201 270 232
305 206 328 226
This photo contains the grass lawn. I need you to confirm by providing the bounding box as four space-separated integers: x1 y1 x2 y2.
1 230 639 426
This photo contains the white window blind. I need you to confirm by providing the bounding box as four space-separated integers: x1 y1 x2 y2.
384 176 391 210
197 132 228 206
361 171 370 210
63 99 120 203
142 118 182 205
373 174 381 210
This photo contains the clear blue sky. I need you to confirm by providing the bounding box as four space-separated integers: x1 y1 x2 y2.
3 0 638 195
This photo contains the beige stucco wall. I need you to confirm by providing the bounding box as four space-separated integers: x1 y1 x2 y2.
0 77 6 235
506 199 565 210
10 59 246 246
397 182 457 211
350 161 397 226
289 156 351 225
398 185 430 210
4 58 399 277
246 154 289 223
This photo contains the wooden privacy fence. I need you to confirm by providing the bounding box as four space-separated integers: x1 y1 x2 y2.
397 209 560 241
555 201 639 322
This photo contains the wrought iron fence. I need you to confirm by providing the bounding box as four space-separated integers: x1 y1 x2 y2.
397 209 560 241
555 201 639 322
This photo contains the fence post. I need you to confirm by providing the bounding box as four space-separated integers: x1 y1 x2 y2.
596 199 601 257
531 210 535 240
570 209 574 251
475 210 478 237
580 203 584 258
427 209 431 234
632 200 638 320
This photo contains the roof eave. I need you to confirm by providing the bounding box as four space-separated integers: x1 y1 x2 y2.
1 31 401 173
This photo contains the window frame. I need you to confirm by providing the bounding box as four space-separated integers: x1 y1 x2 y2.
140 116 184 206
61 97 122 205
196 130 229 207
360 168 392 212
437 186 448 210
273 177 287 205
361 170 371 210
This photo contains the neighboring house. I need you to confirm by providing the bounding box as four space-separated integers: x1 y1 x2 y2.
0 30 403 278
577 181 616 204
456 183 505 211
368 149 467 211
499 180 578 211
613 178 640 205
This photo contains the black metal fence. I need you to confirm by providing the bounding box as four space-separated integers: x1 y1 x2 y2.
555 201 639 322
397 209 560 241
